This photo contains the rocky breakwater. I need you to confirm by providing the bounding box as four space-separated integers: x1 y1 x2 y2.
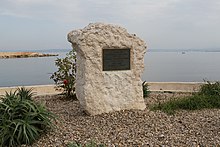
0 52 58 59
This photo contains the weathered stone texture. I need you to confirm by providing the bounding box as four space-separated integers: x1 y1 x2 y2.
68 23 147 115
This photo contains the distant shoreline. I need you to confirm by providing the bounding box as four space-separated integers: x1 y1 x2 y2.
0 52 58 59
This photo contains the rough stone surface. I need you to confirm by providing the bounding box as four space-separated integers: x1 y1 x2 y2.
68 23 147 115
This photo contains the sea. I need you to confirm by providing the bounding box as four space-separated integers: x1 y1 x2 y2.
0 49 220 87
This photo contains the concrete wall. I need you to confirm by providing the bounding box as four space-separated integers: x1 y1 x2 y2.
147 82 204 93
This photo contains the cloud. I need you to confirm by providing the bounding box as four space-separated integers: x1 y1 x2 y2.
0 0 84 23
1 0 220 49
1 0 219 21
2 0 219 26
0 0 181 22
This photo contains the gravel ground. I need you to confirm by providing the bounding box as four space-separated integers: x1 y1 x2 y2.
27 92 220 146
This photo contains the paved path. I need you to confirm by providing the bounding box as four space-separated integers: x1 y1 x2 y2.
0 85 61 96
0 82 205 97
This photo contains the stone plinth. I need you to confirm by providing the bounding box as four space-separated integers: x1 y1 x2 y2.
68 23 147 115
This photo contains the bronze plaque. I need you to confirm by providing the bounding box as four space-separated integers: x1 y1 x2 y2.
103 49 130 71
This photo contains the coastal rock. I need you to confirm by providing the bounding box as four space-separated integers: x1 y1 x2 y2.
68 23 147 115
0 52 58 59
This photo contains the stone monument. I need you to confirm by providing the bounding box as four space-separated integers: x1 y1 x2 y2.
68 23 147 115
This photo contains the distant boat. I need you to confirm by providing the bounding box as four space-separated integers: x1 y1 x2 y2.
182 51 186 54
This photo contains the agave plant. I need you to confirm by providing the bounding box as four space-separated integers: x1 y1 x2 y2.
0 87 56 147
17 87 35 100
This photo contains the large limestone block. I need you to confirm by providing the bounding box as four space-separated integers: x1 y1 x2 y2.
68 23 147 115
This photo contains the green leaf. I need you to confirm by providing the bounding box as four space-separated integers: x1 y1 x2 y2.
0 88 57 146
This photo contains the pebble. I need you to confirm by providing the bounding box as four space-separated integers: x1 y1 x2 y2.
24 93 220 146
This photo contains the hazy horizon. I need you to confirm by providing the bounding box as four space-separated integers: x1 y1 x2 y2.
2 48 220 53
1 0 220 50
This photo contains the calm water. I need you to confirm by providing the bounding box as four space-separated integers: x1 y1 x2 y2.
0 50 68 87
0 50 220 87
143 51 220 82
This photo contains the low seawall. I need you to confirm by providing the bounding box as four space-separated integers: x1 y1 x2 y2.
147 82 204 93
0 82 205 97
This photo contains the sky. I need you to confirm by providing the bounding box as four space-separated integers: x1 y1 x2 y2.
0 0 220 50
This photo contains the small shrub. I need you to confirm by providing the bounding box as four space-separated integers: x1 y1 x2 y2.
0 87 56 146
142 81 150 98
151 81 220 114
50 50 77 98
199 81 220 96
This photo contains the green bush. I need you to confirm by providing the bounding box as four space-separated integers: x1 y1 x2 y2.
198 81 220 96
0 87 56 146
142 81 150 98
151 81 220 114
50 50 76 98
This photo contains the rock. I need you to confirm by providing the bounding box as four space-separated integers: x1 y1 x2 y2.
0 52 58 59
23 93 220 146
68 23 147 115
